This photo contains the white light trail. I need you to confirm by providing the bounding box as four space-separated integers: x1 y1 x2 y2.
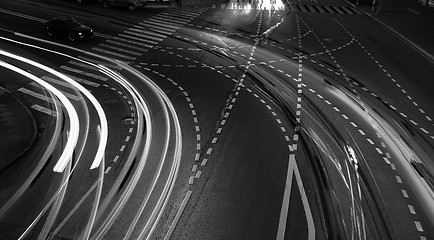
0 49 108 172
0 57 79 173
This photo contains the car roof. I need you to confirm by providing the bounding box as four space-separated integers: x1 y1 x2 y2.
51 16 79 23
50 16 82 27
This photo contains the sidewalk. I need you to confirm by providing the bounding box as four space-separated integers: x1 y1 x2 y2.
0 87 37 170
347 0 434 62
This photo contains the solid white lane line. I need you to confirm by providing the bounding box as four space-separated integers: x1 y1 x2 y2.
293 155 315 240
277 154 296 240
164 191 192 240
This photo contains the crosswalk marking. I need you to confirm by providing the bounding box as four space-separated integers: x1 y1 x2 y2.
77 56 122 70
118 33 159 45
99 43 143 56
60 65 108 81
112 36 154 49
18 87 53 103
24 7 208 117
124 30 165 42
31 104 56 117
105 39 149 52
132 24 172 36
158 12 194 21
334 6 345 14
147 18 184 27
138 22 177 33
29 82 82 101
142 20 181 30
128 27 168 38
167 9 202 17
92 47 137 60
68 60 97 70
316 5 326 13
215 2 360 14
63 73 101 87
41 75 74 89
152 15 190 25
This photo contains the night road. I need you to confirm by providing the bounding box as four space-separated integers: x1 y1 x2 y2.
0 0 433 239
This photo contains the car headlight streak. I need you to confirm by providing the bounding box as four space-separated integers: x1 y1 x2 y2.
0 49 108 172
0 55 79 173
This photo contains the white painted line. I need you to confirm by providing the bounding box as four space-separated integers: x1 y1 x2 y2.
375 148 383 154
31 104 56 116
277 153 315 239
19 87 53 103
383 157 391 164
201 159 208 166
396 176 402 183
60 66 107 81
164 191 192 240
106 39 148 52
92 47 136 60
206 148 213 155
30 82 82 102
99 43 142 56
277 154 296 240
408 205 416 214
415 221 424 232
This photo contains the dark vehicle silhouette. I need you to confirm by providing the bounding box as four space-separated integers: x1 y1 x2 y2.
100 0 147 11
43 17 94 42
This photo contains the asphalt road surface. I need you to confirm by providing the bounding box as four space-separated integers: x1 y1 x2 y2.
0 0 433 239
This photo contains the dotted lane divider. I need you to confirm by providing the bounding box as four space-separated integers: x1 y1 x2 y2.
186 12 264 185
298 15 427 239
132 65 203 185
334 18 434 140
101 83 135 175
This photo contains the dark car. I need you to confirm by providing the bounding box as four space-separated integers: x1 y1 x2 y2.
100 0 147 11
43 16 94 41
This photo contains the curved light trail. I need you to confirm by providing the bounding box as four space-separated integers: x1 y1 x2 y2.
0 56 80 173
0 38 109 239
1 33 181 239
0 93 62 217
0 36 108 172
